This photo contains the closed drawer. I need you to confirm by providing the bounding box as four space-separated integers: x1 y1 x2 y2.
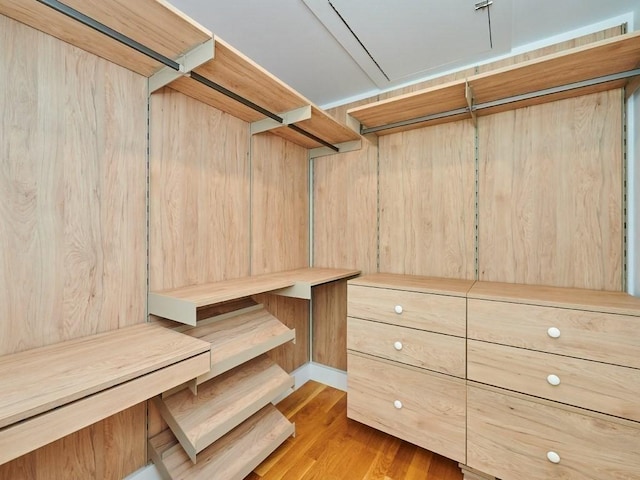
468 298 640 369
467 385 640 480
347 352 466 463
348 317 465 377
347 285 465 337
468 340 640 421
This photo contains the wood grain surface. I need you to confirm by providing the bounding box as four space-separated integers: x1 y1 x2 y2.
312 280 348 370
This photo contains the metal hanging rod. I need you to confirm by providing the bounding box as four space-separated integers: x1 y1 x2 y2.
36 0 181 71
288 125 340 152
361 68 640 135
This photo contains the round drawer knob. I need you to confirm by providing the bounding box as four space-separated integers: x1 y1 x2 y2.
394 341 403 351
546 451 561 464
393 400 403 409
394 305 403 314
547 374 561 386
547 327 561 338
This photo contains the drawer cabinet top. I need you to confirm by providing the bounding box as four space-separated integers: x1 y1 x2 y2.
349 273 474 297
468 281 640 316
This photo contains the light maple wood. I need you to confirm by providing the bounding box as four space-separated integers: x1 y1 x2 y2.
149 87 251 293
312 281 348 370
155 355 293 462
0 0 211 76
467 298 640 369
468 340 640 421
150 404 294 480
350 273 474 297
379 121 476 279
271 267 359 299
348 318 465 378
347 352 466 463
467 385 640 480
347 284 467 337
251 134 309 274
478 91 623 290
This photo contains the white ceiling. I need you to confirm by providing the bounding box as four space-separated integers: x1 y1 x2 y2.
167 0 640 108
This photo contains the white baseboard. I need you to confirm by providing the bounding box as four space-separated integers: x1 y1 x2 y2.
124 464 161 480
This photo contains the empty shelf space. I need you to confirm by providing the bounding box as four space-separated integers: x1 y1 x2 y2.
181 305 295 381
154 354 293 462
0 0 212 76
273 267 361 299
149 403 294 480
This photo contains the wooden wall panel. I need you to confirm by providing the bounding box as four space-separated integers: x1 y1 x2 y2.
379 121 476 279
0 15 147 478
251 133 309 273
149 88 251 290
312 280 348 370
478 91 623 290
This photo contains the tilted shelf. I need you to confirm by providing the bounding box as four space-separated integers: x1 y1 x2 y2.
0 323 211 465
149 403 294 480
154 354 293 462
348 30 640 135
0 0 212 76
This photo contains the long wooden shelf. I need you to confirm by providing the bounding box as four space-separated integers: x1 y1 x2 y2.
0 0 212 77
149 403 294 480
154 355 293 462
0 323 211 464
348 273 475 297
348 30 640 135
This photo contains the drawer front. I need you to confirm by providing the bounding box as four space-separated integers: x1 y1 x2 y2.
347 352 466 463
468 298 640 369
467 385 640 480
348 317 465 378
468 340 640 422
347 285 465 337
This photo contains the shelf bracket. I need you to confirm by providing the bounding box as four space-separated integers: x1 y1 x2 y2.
310 139 362 158
465 81 477 126
149 38 215 93
250 105 312 135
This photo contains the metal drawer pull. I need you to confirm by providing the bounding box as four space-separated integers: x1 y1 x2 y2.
394 341 403 351
547 327 561 338
394 305 403 314
547 374 561 386
393 400 403 409
546 451 561 464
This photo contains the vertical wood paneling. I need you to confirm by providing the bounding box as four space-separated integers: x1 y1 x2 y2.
149 88 251 290
478 91 623 290
0 15 146 478
312 280 348 370
379 121 476 279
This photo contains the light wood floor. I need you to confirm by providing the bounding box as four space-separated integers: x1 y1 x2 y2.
246 381 463 480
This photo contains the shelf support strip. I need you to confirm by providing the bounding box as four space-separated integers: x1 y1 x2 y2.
149 39 216 93
251 105 312 135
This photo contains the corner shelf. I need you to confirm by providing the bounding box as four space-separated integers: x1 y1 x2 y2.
0 323 211 465
348 30 640 135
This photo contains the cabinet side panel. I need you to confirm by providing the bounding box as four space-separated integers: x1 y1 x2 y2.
312 280 348 370
478 91 623 290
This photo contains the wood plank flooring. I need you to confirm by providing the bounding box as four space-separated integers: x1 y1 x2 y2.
246 381 463 480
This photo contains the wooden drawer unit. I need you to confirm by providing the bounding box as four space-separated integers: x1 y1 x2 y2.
348 317 465 377
468 340 640 421
348 352 466 463
468 298 640 369
467 385 640 480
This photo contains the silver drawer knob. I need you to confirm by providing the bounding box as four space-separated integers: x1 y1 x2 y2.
394 305 403 314
547 374 561 386
547 451 561 464
547 327 561 338
394 341 403 351
393 400 403 409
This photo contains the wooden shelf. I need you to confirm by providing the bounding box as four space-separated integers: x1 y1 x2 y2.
0 0 212 76
180 305 295 383
149 403 294 480
0 323 210 464
154 355 293 462
349 273 475 298
149 267 361 325
166 37 360 150
348 31 640 135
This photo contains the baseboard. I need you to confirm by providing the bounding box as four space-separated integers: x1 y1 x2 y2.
124 464 162 480
308 362 347 391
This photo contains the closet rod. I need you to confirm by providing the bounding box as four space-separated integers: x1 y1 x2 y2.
288 125 340 152
361 68 640 135
36 0 181 71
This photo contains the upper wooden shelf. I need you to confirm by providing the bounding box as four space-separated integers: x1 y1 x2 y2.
349 273 475 298
149 267 360 326
349 31 640 135
0 323 211 464
468 281 640 316
166 37 360 150
0 0 212 77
